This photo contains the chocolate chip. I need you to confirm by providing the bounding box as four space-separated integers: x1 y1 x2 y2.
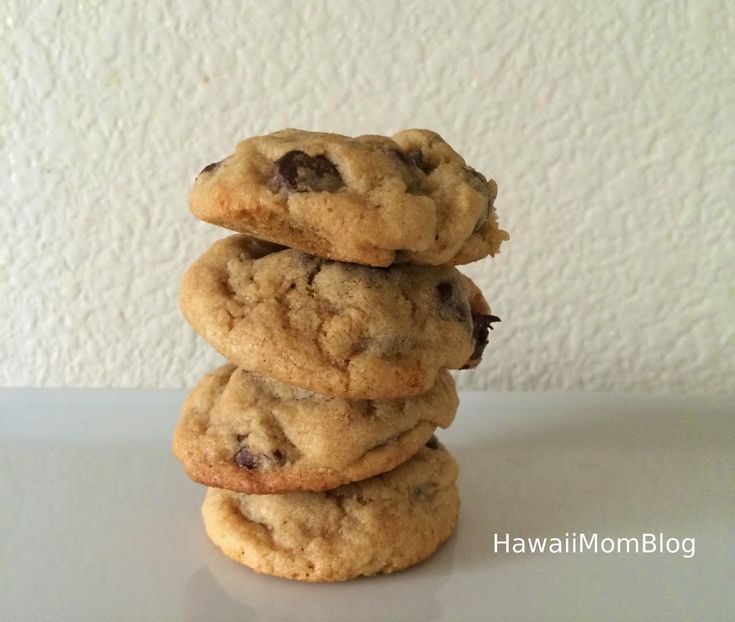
425 435 439 449
472 211 489 234
272 150 344 193
411 150 434 174
198 161 221 176
465 166 487 187
436 280 470 322
436 281 453 303
460 166 493 232
393 148 434 175
233 446 258 469
473 193 493 233
462 313 501 368
405 149 432 174
391 148 413 167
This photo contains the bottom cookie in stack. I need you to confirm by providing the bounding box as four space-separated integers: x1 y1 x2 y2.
201 441 459 582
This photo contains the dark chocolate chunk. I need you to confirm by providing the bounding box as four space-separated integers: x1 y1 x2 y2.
272 150 344 192
462 313 501 368
391 148 413 167
465 166 487 187
198 161 221 176
404 149 433 174
472 209 490 233
436 280 470 322
462 165 493 232
436 281 453 303
233 437 287 469
233 446 258 469
410 149 434 174
393 148 434 175
425 435 439 450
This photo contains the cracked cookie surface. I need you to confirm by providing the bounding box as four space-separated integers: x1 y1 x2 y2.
173 364 457 493
201 442 459 582
179 235 495 398
190 129 508 267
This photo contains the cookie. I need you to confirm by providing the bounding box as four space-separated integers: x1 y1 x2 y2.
201 442 459 582
173 364 458 493
179 235 498 399
190 129 508 267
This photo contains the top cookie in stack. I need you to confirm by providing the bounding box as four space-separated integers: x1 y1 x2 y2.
189 129 508 267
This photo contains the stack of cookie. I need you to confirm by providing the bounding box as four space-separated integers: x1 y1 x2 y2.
174 129 507 582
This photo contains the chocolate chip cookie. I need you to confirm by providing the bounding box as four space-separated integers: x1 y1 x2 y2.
179 235 498 398
190 129 508 267
173 364 457 493
201 441 459 582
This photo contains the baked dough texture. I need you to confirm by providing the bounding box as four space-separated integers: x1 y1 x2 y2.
177 126 508 582
190 129 508 267
179 234 495 399
201 442 460 582
174 364 457 493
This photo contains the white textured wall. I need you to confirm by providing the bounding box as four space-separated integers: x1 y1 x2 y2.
2 0 733 394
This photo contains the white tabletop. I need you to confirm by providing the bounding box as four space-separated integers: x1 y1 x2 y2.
1 390 733 621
